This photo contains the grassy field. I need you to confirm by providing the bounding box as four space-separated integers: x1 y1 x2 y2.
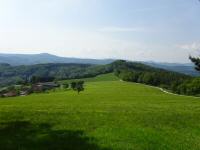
60 73 119 83
0 74 200 150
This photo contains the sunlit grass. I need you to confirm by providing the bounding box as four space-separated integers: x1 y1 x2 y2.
0 74 200 150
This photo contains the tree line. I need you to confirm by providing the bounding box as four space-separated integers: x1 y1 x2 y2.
113 60 200 96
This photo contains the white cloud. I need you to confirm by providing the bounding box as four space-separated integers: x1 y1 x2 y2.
177 42 200 51
99 27 148 32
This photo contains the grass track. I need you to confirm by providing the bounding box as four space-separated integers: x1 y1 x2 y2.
0 74 200 150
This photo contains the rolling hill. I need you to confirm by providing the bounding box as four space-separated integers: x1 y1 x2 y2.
0 74 200 150
0 60 190 88
0 53 198 76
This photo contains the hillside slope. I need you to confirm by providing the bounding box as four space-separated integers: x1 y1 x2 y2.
0 78 200 150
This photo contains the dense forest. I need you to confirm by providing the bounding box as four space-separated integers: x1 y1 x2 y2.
0 60 200 96
0 63 112 87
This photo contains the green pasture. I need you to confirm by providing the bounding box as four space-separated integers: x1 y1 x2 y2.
0 74 200 150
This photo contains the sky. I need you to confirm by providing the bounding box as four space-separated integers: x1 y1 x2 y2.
0 0 199 63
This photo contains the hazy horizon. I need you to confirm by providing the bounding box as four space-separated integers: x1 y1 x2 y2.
0 52 195 64
0 0 200 63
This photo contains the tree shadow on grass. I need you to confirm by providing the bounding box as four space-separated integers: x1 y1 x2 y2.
0 121 111 150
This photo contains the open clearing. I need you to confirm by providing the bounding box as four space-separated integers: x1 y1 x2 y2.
0 74 200 150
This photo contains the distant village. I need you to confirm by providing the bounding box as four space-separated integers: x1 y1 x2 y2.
0 75 85 98
0 75 72 97
0 82 62 98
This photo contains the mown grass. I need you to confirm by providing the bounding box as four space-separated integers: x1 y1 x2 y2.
0 74 200 150
60 73 119 83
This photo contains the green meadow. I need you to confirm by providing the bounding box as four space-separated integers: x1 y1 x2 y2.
0 74 200 150
61 73 119 83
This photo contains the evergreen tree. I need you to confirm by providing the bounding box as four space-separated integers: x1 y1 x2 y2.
189 56 200 71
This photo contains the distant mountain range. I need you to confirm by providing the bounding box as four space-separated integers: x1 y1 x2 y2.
144 62 199 76
0 53 114 65
0 53 199 76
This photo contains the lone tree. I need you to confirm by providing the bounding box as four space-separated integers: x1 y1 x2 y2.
76 81 84 94
70 82 77 90
70 81 84 94
62 82 69 89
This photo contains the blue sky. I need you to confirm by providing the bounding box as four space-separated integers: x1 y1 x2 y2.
0 0 199 63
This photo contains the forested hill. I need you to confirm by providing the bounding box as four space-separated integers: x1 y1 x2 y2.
0 60 191 88
113 60 200 96
0 53 198 76
0 63 113 87
112 60 191 87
